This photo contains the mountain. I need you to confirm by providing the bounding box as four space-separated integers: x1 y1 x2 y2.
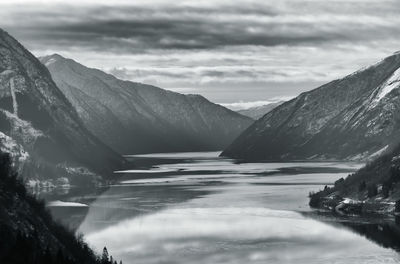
309 142 400 215
39 54 252 155
222 52 400 161
237 101 284 120
0 152 107 264
0 28 123 184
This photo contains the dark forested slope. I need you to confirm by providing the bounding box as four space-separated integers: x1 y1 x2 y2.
0 151 120 264
309 143 400 214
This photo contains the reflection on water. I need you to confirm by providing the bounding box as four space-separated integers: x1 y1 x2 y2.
48 152 400 263
345 220 400 252
78 184 211 233
304 211 400 253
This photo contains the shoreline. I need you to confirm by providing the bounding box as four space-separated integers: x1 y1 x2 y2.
310 193 398 216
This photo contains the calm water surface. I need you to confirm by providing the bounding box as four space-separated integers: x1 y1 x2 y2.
49 152 400 264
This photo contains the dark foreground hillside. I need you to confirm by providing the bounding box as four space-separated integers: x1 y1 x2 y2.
309 144 400 215
0 151 119 264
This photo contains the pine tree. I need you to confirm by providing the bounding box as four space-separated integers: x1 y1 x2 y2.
43 247 53 264
56 249 65 264
101 247 109 264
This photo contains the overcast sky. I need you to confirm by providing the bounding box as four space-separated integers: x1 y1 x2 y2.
1 0 400 109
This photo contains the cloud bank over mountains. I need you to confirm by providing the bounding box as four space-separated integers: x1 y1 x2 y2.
2 0 400 103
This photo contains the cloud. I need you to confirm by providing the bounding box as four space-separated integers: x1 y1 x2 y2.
3 1 400 53
82 206 393 264
1 0 399 103
221 98 292 111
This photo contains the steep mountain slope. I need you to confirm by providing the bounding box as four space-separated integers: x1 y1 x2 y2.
237 101 284 120
40 54 252 154
0 28 123 183
222 52 400 161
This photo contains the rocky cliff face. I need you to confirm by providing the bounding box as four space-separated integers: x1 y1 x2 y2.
222 52 400 161
40 54 252 154
0 29 123 182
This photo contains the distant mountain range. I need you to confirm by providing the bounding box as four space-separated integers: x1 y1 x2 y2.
222 52 400 161
0 28 123 185
40 54 252 155
237 101 284 120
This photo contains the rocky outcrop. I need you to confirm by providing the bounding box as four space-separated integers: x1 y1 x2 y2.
222 52 400 161
40 54 252 154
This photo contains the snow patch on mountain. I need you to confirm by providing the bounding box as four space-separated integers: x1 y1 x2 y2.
48 200 88 207
369 145 389 159
1 110 43 143
376 67 400 101
44 57 57 66
0 69 15 76
0 131 29 174
0 131 27 159
9 77 18 115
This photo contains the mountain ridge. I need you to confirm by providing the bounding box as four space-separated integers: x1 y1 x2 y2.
222 52 400 161
0 28 123 184
40 54 253 155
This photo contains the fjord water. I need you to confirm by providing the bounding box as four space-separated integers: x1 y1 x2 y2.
69 152 399 263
